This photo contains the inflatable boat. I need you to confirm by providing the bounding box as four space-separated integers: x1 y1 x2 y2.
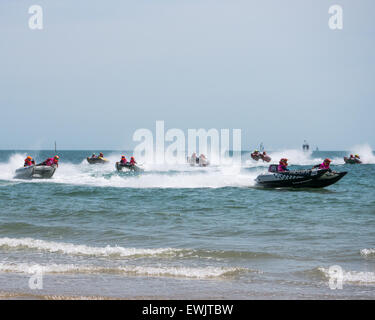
87 157 109 164
251 152 262 161
14 164 57 179
255 165 347 188
251 152 271 162
344 157 362 164
187 156 210 167
115 162 143 172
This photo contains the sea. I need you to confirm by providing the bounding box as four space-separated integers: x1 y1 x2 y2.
0 146 374 299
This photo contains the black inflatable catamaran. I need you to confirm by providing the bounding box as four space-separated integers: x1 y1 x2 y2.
255 165 347 188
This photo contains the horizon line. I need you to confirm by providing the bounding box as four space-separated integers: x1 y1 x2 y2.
0 149 363 152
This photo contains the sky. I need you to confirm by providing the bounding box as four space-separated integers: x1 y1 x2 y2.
0 0 374 151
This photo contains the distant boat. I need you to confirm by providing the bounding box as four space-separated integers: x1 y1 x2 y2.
302 140 309 152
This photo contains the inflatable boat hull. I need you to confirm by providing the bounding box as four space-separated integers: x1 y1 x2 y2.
344 157 362 164
87 157 108 164
116 162 143 172
255 169 347 188
14 165 57 179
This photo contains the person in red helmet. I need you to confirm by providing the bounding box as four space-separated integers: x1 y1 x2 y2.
120 155 127 164
277 158 289 172
40 155 59 167
24 156 35 167
313 158 331 171
129 156 136 166
53 155 59 167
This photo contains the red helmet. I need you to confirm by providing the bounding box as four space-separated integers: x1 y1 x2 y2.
279 158 288 164
324 158 331 163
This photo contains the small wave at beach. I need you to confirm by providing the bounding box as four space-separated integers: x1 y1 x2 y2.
360 248 375 258
318 267 375 285
0 237 182 258
0 262 249 279
0 237 281 261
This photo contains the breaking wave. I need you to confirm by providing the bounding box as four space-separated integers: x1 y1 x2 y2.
0 237 182 258
0 237 280 261
360 248 375 258
318 267 375 285
0 262 249 279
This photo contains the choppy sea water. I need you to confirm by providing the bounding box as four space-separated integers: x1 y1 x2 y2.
0 148 374 299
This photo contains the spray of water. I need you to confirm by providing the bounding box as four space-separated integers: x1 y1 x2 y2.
0 153 27 180
245 149 330 167
348 144 375 164
0 152 258 188
1 146 373 188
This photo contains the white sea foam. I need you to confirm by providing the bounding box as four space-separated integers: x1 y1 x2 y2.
267 149 346 166
360 248 375 257
1 146 372 188
245 148 344 166
0 153 28 180
0 151 258 188
318 267 375 285
348 144 375 164
0 262 247 279
0 237 181 258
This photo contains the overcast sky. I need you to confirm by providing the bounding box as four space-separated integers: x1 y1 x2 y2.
0 0 374 150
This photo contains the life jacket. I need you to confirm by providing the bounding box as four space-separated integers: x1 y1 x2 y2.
45 158 54 166
319 162 330 169
120 158 127 164
130 158 136 165
277 164 287 172
24 159 33 167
